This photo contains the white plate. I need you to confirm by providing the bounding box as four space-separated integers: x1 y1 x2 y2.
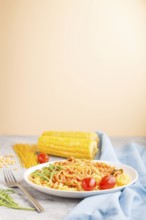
24 160 138 198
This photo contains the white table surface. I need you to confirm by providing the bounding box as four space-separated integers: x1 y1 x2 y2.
0 135 146 220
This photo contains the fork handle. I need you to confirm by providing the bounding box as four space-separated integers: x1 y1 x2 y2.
17 184 44 212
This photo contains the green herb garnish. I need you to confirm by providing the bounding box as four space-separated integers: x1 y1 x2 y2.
0 189 35 211
32 164 62 182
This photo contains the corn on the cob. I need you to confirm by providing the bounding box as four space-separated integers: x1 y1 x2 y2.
42 131 98 141
38 131 99 159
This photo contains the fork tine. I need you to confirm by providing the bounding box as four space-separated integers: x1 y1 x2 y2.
3 169 11 183
3 168 17 183
3 169 8 183
9 169 17 182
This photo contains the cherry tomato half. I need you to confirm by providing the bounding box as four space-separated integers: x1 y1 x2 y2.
99 175 116 190
37 153 49 164
81 177 96 191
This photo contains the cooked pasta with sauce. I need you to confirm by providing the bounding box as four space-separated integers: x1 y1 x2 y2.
29 157 131 191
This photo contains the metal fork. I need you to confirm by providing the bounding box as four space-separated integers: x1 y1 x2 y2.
3 168 44 212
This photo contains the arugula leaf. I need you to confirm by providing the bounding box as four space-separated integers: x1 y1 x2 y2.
0 189 35 210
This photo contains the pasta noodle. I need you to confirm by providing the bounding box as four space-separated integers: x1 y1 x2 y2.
13 144 38 168
29 157 131 191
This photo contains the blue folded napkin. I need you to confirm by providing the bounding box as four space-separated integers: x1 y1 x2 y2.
64 133 146 220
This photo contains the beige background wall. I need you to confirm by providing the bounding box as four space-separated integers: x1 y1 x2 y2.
0 0 146 136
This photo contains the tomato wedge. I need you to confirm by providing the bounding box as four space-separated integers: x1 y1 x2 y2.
81 177 96 191
37 153 49 164
99 175 116 190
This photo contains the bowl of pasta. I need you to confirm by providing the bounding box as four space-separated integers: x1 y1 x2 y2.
24 157 138 198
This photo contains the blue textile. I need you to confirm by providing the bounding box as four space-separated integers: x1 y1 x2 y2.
64 133 146 220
